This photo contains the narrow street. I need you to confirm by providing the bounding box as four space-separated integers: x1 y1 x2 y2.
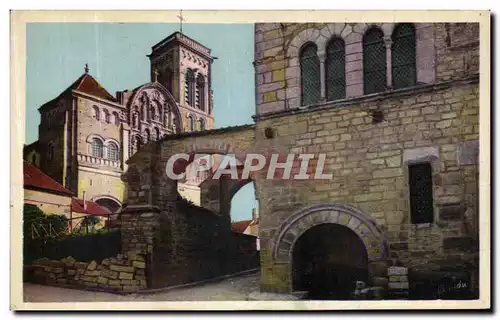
23 272 261 302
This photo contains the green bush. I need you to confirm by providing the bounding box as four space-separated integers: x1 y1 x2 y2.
23 204 68 240
24 228 122 264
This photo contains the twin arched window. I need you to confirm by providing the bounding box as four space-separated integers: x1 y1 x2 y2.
186 69 207 111
91 138 119 160
299 23 416 105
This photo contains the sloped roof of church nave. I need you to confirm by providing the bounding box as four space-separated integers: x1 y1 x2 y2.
39 72 117 111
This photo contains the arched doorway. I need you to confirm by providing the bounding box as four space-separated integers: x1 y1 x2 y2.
292 223 368 299
94 197 121 214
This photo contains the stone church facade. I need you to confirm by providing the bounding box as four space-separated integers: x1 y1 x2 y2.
24 32 216 212
116 22 480 299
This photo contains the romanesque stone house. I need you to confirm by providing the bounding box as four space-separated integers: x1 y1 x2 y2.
119 22 480 299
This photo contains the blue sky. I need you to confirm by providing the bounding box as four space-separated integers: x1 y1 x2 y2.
26 23 257 221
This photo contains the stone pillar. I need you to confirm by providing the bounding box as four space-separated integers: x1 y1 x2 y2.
384 36 393 89
318 50 327 102
121 123 130 171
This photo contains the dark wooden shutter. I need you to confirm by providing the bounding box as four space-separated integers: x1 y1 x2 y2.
300 43 321 106
409 163 434 224
363 28 387 94
326 38 346 101
392 23 416 89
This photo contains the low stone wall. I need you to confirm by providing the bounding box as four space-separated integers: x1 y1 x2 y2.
24 250 147 293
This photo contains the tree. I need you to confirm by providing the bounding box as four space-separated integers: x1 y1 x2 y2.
23 204 45 237
23 204 69 239
81 215 101 233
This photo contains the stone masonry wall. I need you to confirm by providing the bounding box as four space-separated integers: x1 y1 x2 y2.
253 22 480 294
24 251 148 293
253 23 479 115
253 80 479 293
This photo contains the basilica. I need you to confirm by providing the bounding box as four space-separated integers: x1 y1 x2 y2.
23 31 215 213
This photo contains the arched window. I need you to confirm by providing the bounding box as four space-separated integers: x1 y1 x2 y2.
199 118 205 131
47 143 54 161
132 136 142 154
154 127 160 140
107 142 119 161
103 109 110 124
363 27 387 95
300 43 321 106
185 69 195 106
47 113 52 129
151 106 156 121
91 138 103 158
113 111 120 126
392 23 416 89
93 106 100 121
145 129 150 142
196 74 205 111
326 38 346 101
188 115 195 131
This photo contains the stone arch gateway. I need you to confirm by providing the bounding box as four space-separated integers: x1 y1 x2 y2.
269 203 391 294
272 203 389 263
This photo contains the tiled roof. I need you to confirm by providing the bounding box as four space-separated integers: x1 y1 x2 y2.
66 73 117 102
71 198 111 217
159 124 255 142
23 160 74 196
231 220 253 233
39 72 117 110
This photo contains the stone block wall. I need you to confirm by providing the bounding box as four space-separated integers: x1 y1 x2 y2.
253 22 479 115
37 96 72 185
24 251 148 293
253 80 479 293
435 23 480 82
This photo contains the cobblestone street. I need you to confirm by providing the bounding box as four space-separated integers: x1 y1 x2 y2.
23 272 260 302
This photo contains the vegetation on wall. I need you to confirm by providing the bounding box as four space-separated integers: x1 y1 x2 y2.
23 204 121 264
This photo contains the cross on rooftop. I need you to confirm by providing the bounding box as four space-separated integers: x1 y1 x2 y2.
177 10 185 34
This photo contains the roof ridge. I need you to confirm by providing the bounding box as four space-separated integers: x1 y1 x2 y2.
23 160 74 196
74 73 88 91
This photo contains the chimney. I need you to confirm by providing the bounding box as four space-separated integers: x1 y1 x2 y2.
83 191 87 211
252 208 258 222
